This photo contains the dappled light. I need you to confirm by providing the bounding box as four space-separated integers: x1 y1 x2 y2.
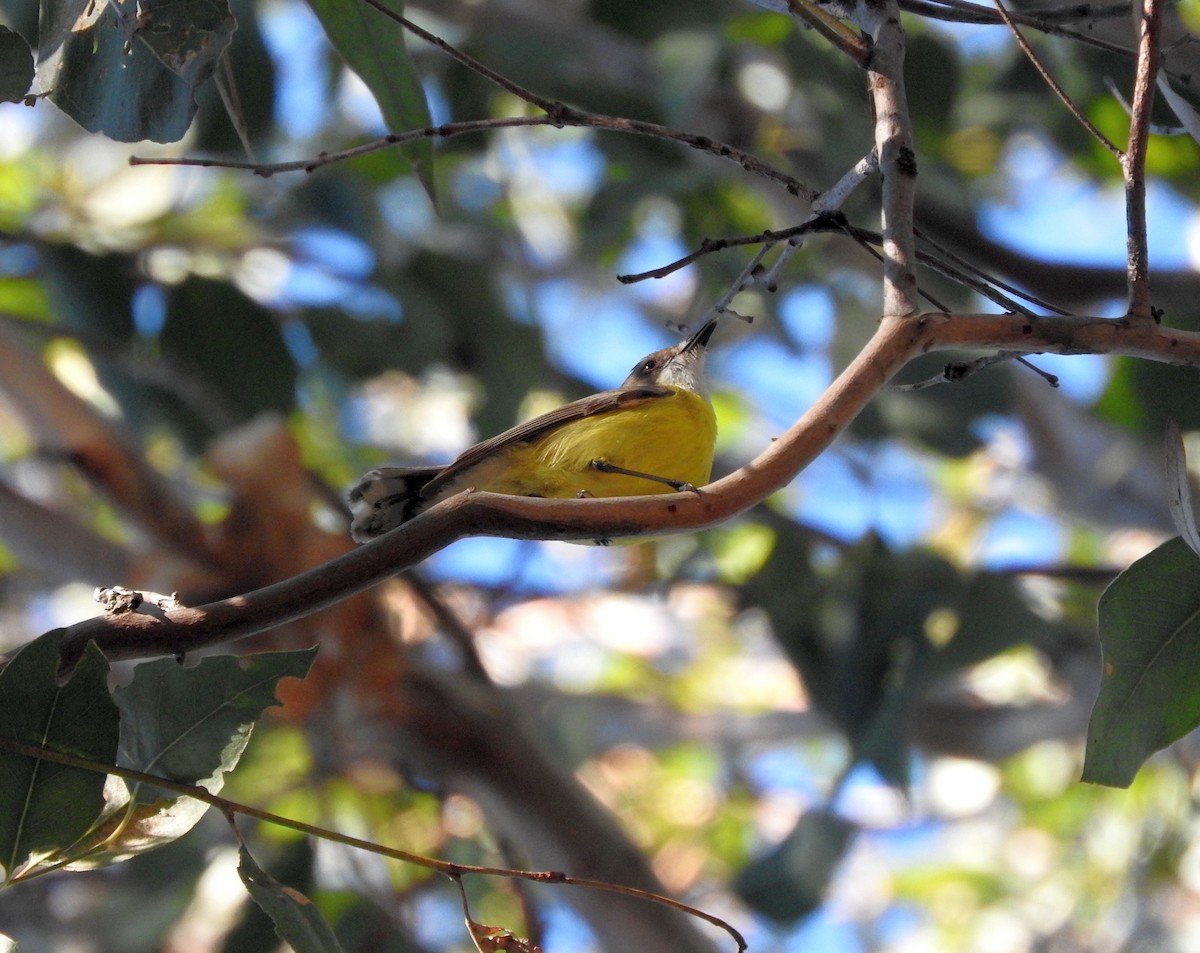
2 0 1200 950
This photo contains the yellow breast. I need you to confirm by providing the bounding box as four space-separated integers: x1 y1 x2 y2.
477 386 717 500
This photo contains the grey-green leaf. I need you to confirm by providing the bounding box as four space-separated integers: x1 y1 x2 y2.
113 648 316 800
0 26 34 103
239 845 346 953
46 0 234 142
1083 537 1200 787
304 0 434 193
0 630 119 878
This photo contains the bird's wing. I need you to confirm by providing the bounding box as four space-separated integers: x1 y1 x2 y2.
420 385 674 499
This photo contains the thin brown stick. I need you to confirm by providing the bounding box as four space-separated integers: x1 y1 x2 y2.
786 0 872 66
370 0 817 200
864 1 922 317
361 0 556 111
0 736 746 952
1122 0 1163 322
131 117 553 175
617 223 817 283
992 0 1123 157
132 100 816 202
901 0 1134 55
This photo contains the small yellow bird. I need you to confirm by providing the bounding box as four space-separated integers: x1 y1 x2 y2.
348 318 719 543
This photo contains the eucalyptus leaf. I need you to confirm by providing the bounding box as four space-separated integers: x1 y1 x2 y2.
113 648 316 799
0 25 33 103
304 0 434 194
1084 537 1200 787
0 630 119 879
46 0 233 142
239 845 346 953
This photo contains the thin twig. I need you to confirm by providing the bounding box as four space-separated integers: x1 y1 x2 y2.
0 736 747 952
617 222 821 283
1016 356 1060 385
131 117 554 175
133 91 816 204
892 352 1059 390
888 352 1019 390
786 0 872 65
369 0 818 200
812 152 879 214
992 0 1123 157
1122 0 1163 322
706 244 774 319
901 0 1134 55
912 226 1072 315
763 238 804 291
619 216 1056 317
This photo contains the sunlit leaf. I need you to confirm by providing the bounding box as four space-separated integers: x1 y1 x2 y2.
239 845 346 953
0 630 119 879
113 648 317 797
1084 538 1200 787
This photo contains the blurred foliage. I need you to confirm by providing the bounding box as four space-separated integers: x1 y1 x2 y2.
0 0 1199 951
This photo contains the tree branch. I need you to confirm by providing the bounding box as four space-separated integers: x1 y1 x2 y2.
51 312 1200 671
132 14 819 203
1122 0 1164 322
864 0 922 317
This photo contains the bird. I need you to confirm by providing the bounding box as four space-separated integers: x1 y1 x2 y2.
347 318 719 543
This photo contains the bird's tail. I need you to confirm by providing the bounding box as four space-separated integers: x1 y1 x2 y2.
347 466 443 542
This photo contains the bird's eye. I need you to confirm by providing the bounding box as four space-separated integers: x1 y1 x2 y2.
642 359 659 372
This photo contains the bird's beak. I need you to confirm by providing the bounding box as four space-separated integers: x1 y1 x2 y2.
681 318 719 353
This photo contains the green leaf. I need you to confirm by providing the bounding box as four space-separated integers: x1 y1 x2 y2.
1083 537 1200 787
113 648 317 797
65 649 314 866
239 845 346 953
46 0 232 143
0 25 34 103
304 0 434 195
0 630 120 879
733 810 857 923
62 648 313 868
131 0 236 87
